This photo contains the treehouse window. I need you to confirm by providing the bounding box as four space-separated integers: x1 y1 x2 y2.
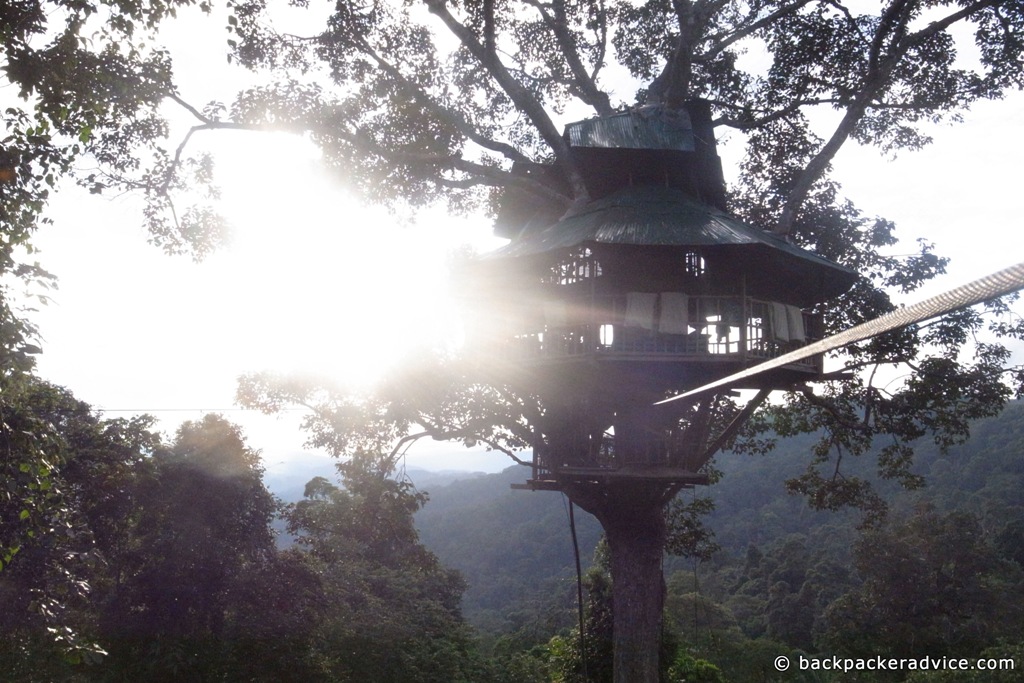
548 247 603 285
683 251 706 278
699 299 742 354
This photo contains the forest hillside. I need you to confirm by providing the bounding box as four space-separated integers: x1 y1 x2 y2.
3 378 1020 681
415 400 1024 642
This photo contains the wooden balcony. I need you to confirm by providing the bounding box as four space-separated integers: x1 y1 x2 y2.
508 294 823 374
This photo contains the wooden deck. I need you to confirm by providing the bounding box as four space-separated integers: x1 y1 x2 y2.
512 465 710 491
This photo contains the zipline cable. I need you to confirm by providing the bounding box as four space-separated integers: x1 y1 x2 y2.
657 260 1024 406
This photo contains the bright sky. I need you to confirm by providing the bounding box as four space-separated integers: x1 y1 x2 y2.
17 8 1024 475
27 133 512 473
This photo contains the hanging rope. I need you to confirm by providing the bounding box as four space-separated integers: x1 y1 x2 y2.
565 495 589 680
657 260 1024 405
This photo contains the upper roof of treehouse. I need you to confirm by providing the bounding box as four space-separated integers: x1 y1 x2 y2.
493 184 857 304
490 100 858 306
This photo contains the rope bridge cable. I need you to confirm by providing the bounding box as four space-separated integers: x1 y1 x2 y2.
656 260 1024 406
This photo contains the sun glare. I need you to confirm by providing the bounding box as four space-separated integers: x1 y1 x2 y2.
209 132 495 388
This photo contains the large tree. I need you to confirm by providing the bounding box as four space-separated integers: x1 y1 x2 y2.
99 414 278 680
0 0 220 584
5 0 1024 680
0 375 161 674
822 508 1024 671
212 2 1024 681
281 454 478 682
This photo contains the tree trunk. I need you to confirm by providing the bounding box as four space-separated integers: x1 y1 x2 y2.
584 484 668 683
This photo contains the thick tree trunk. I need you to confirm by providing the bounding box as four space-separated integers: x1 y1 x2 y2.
586 485 668 683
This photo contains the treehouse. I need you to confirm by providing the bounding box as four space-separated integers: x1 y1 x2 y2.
464 101 858 490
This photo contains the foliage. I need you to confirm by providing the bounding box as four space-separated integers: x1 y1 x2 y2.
543 536 724 683
548 563 615 683
905 643 1024 682
98 414 278 680
1 397 496 682
662 405 1024 678
412 403 1024 681
5 0 1022 245
227 0 1024 535
740 308 1024 524
666 653 726 683
0 1 229 648
0 375 160 671
0 0 231 264
665 494 721 561
415 465 602 635
660 535 842 680
820 507 1024 668
214 0 1024 227
219 549 328 682
282 451 480 683
475 650 551 683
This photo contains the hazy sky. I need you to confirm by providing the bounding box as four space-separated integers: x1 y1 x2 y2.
18 8 1024 475
29 135 513 474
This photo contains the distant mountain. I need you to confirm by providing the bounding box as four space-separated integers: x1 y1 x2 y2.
262 452 484 504
415 465 603 635
401 467 491 492
259 402 1024 632
704 399 1024 553
262 451 337 503
262 453 492 550
412 401 1024 633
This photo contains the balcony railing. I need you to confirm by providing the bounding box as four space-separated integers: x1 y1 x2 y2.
509 294 821 371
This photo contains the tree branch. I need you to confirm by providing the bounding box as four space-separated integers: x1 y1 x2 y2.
774 90 874 234
167 92 212 124
591 0 609 84
696 0 815 64
653 0 697 107
774 0 1001 235
797 384 873 433
397 420 531 466
521 0 614 115
163 119 272 195
164 92 299 195
712 97 837 129
168 91 570 209
336 125 571 207
695 388 772 468
900 0 1002 49
353 35 534 164
423 0 590 203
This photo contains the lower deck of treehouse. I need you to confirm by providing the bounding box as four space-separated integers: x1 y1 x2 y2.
512 464 710 491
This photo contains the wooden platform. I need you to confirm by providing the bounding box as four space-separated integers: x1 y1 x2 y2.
511 465 710 491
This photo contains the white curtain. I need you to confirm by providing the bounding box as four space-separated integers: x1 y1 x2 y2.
625 292 657 330
772 302 790 342
658 292 690 334
786 305 806 342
